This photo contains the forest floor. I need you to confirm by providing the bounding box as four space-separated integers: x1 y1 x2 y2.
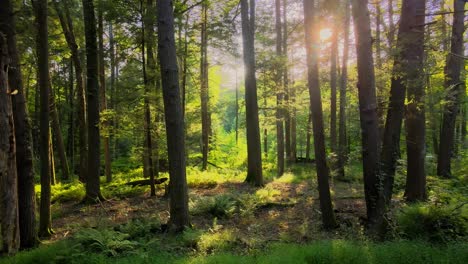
2 163 467 263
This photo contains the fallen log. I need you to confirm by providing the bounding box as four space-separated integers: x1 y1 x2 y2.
126 178 168 187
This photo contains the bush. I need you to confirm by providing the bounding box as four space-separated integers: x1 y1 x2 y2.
397 203 467 243
73 228 140 257
190 194 237 218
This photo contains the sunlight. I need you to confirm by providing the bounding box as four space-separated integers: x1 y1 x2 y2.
319 28 333 41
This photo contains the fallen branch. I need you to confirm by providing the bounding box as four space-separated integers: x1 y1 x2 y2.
126 178 168 187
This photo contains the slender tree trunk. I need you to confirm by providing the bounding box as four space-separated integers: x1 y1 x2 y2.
303 0 337 229
241 0 263 186
0 33 20 255
387 0 395 47
34 0 52 237
351 0 384 232
337 0 350 180
67 59 74 172
0 0 37 248
283 0 295 162
98 6 112 183
53 0 87 182
437 0 465 178
275 0 285 176
157 0 190 231
235 70 239 145
305 109 312 160
82 0 103 202
49 130 56 186
49 84 70 181
200 1 210 171
330 21 338 154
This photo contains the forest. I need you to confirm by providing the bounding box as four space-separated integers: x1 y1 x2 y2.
0 0 467 263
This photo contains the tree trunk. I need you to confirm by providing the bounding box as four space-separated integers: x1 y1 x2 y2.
330 21 338 154
157 0 190 231
67 59 74 173
337 0 350 180
275 0 285 176
82 0 103 202
437 0 465 178
303 0 337 229
53 0 87 183
351 0 384 232
200 1 210 171
404 1 427 202
0 32 20 255
34 0 52 238
98 5 112 183
305 109 312 160
241 0 263 186
49 130 56 186
0 0 37 248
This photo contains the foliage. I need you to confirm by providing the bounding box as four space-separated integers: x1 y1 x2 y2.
72 228 140 257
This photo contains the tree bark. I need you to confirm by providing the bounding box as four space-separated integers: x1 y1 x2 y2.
351 0 384 231
303 0 337 229
337 0 350 180
34 0 53 237
200 1 210 171
404 1 427 202
275 0 285 176
241 0 263 186
437 0 466 178
82 0 103 202
0 32 20 255
330 20 338 154
0 0 37 248
157 0 190 231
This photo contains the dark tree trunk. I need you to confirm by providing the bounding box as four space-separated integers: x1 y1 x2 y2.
303 0 337 229
82 0 103 202
404 1 427 202
53 0 87 183
387 0 395 47
98 6 112 183
351 0 384 232
330 22 338 154
0 32 20 255
0 0 37 249
241 0 263 186
157 0 190 231
283 0 295 163
34 0 52 237
437 0 466 178
49 130 56 186
305 109 312 160
200 1 210 171
275 0 285 176
337 0 350 180
67 59 74 172
381 0 427 210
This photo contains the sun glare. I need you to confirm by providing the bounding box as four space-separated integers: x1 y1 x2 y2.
319 28 333 41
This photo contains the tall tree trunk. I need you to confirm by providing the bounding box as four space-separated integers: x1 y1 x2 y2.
351 0 384 232
145 0 157 196
0 32 20 255
241 0 263 186
337 0 350 180
53 0 87 183
303 0 337 229
387 0 395 47
275 0 285 176
330 21 338 153
82 0 103 202
0 0 37 248
283 0 294 163
157 0 190 231
67 59 74 172
437 0 465 178
404 1 427 202
98 5 112 183
49 130 56 186
305 109 312 160
34 0 52 237
200 1 210 171
381 0 427 210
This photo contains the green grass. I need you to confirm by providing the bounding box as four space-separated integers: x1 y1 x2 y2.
2 239 467 264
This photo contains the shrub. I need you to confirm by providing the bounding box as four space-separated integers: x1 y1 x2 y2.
73 228 140 257
397 203 467 243
190 194 237 218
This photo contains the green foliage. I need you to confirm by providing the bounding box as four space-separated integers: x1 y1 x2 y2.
397 203 468 243
190 194 237 218
73 228 140 257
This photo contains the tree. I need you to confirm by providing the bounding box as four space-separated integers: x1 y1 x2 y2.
82 0 103 202
303 0 337 229
200 0 210 171
275 0 285 176
404 0 427 202
0 32 20 255
0 0 37 249
33 0 53 237
351 0 383 231
437 0 466 178
337 0 350 180
329 12 338 154
157 0 190 231
241 0 263 186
